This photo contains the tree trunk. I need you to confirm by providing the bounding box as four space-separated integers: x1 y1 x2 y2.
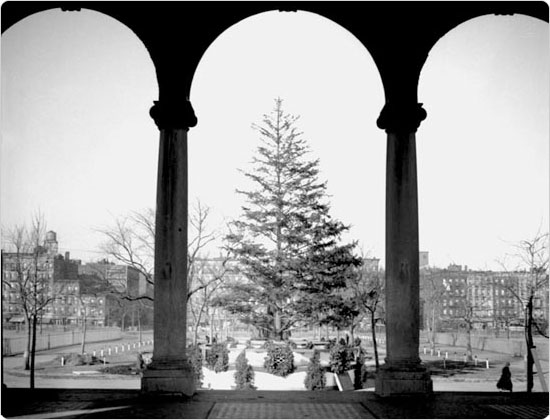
466 322 473 362
24 317 31 370
138 306 142 343
526 296 534 393
430 306 437 351
370 311 379 370
30 314 38 389
210 310 215 343
80 313 87 355
274 309 282 340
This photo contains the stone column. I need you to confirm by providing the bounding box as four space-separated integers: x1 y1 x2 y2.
374 102 433 396
141 99 197 396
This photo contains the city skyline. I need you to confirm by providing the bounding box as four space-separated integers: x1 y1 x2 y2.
1 9 548 271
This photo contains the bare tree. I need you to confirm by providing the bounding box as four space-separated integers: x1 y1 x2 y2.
347 263 385 369
188 258 229 344
451 278 491 362
420 269 446 351
1 213 63 388
502 231 549 336
97 210 154 298
499 230 549 392
98 200 230 341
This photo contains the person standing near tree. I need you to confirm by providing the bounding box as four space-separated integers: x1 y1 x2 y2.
497 362 513 392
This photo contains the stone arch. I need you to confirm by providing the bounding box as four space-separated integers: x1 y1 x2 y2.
2 2 548 398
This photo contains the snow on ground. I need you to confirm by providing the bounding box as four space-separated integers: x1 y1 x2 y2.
202 367 308 390
208 350 311 390
228 350 310 367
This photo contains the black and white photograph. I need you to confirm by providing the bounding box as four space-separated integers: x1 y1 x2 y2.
1 2 548 418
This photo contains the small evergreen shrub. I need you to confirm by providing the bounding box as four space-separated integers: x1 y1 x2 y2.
329 343 353 374
234 351 256 390
304 350 326 390
136 352 145 371
187 344 203 388
206 343 229 373
263 343 295 377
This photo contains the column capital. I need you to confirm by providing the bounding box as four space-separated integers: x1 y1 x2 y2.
376 102 427 133
150 99 197 130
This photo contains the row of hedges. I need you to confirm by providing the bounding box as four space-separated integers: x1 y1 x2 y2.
187 340 368 390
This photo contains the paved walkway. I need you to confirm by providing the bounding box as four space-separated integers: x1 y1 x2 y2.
1 388 548 419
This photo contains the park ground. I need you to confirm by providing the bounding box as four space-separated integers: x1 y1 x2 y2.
2 330 548 393
2 331 548 419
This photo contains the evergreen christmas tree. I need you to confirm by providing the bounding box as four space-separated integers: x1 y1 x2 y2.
218 98 361 339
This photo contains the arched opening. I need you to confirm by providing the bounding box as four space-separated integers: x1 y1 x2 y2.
417 14 548 391
187 10 385 389
418 14 548 270
1 8 158 387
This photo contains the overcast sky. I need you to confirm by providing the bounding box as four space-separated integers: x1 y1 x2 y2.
1 8 548 270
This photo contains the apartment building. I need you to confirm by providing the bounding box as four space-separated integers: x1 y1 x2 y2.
421 264 549 330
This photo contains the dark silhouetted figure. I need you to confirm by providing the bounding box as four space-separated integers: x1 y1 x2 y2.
497 362 513 392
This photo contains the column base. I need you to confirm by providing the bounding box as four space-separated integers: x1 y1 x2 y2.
141 361 196 397
375 365 432 396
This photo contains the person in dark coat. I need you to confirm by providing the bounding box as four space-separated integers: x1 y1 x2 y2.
497 362 513 392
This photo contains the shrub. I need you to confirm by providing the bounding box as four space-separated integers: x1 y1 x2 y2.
99 364 139 375
329 343 353 374
304 350 326 390
263 343 295 377
187 344 203 388
306 341 314 350
206 343 229 373
234 351 256 390
136 352 145 371
55 353 100 366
